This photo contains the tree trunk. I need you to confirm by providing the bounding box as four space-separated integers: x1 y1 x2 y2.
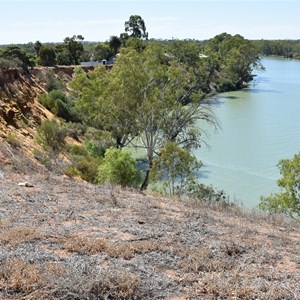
140 159 153 191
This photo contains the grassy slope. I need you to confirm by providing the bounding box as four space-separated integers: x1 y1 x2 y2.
0 143 299 300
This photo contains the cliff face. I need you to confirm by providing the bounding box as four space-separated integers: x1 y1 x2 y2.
0 67 76 140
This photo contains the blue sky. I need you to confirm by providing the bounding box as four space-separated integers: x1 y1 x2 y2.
1 1 299 44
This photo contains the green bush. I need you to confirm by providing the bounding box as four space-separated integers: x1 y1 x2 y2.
260 152 300 220
84 128 114 157
151 142 202 196
39 90 79 122
35 119 66 153
97 148 141 188
66 144 102 182
75 156 102 182
44 71 66 92
68 144 89 156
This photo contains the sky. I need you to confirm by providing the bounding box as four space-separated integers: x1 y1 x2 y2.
1 0 300 44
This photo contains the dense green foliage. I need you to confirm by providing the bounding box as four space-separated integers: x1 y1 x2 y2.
39 90 79 122
37 45 56 66
70 43 219 189
35 119 66 153
70 31 261 190
260 153 300 220
151 142 202 196
124 15 148 40
55 35 85 65
97 148 141 188
0 46 35 71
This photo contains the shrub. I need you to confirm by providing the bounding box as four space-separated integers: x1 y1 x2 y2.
97 148 141 188
35 119 66 153
84 127 114 157
260 152 300 220
74 155 102 182
39 90 79 122
6 132 21 148
44 71 66 92
66 144 102 182
151 142 202 196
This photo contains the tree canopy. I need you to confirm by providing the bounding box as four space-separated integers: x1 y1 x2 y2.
70 43 217 190
124 15 148 39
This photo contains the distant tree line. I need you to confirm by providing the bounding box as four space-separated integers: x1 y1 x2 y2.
253 39 300 59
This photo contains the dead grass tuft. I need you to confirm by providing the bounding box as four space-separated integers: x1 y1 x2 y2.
0 226 39 247
63 235 107 254
180 248 232 273
106 239 161 260
0 259 42 294
90 270 143 299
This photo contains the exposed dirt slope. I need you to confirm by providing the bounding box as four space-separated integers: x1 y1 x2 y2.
0 68 49 139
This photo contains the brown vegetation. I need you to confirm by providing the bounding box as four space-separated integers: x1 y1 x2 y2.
0 142 299 299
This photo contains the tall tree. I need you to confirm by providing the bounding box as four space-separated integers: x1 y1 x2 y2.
1 46 35 71
109 36 122 55
71 44 216 190
124 15 148 39
56 35 84 65
34 40 42 56
38 45 56 66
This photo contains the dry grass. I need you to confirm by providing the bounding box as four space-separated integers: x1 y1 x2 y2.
63 235 107 254
0 226 39 247
0 146 300 299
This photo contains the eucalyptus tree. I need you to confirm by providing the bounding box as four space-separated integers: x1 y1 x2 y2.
38 45 56 66
204 33 262 91
109 36 122 55
56 35 84 65
124 15 148 39
70 43 217 190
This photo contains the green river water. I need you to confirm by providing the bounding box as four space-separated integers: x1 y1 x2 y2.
194 57 300 208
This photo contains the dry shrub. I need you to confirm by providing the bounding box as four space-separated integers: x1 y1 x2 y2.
63 235 107 254
0 259 42 294
179 248 232 273
106 243 135 260
0 226 39 247
107 240 161 260
225 242 245 257
193 272 257 299
90 270 143 299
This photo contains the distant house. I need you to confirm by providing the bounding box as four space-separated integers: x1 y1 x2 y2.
80 56 116 67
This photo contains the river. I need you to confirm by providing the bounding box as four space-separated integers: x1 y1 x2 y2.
194 57 300 208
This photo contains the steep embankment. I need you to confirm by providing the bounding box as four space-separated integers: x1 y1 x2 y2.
0 68 47 137
0 67 77 139
0 66 78 160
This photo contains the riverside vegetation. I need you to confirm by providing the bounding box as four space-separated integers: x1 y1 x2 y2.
0 15 300 299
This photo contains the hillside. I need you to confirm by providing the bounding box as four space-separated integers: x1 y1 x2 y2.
0 152 299 299
0 68 300 299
